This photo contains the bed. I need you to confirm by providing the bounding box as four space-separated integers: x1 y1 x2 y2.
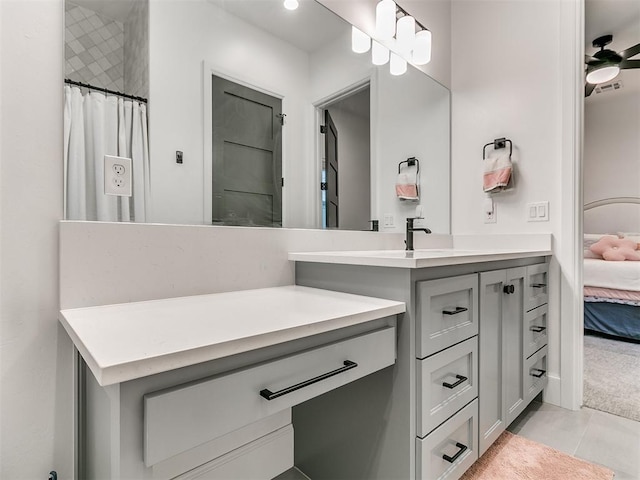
583 197 640 341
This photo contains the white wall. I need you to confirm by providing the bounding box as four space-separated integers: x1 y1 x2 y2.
0 1 74 478
375 65 451 234
451 0 582 408
149 0 312 227
583 89 640 233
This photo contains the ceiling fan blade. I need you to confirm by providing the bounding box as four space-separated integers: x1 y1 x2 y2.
620 59 640 69
620 43 640 60
585 83 596 97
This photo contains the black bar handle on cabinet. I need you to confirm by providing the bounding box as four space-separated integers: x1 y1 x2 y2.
442 374 468 389
443 307 468 316
530 326 547 333
531 283 547 288
443 442 468 463
530 368 546 378
260 360 358 401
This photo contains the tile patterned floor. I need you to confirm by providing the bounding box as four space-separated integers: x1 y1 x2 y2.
508 401 640 479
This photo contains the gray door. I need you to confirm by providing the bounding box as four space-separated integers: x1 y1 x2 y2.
212 75 282 226
324 109 339 228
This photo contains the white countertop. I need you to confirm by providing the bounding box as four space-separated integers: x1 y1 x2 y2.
288 248 552 268
59 285 405 386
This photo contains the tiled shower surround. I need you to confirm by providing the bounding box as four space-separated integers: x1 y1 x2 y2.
65 3 125 92
65 1 149 99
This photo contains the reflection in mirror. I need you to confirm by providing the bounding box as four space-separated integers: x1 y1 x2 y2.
63 0 450 233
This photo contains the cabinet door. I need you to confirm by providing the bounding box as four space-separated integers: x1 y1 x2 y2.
503 267 526 425
478 270 505 456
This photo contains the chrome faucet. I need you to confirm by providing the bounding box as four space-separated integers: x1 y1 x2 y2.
405 217 431 251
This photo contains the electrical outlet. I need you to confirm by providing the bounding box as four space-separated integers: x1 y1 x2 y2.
383 214 394 228
104 155 132 196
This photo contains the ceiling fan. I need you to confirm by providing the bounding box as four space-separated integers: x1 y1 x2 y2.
585 34 640 96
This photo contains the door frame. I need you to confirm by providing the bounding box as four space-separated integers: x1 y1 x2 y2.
313 76 373 230
203 61 286 226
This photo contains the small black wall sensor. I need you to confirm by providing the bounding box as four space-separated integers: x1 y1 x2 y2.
176 151 183 164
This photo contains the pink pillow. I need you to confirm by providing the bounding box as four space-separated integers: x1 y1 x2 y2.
589 236 640 261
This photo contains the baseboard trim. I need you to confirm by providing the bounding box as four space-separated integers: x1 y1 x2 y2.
542 374 562 408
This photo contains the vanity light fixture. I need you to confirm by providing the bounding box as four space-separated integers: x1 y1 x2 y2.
372 41 390 66
375 0 397 39
585 65 620 85
390 52 407 75
283 0 299 11
353 1 432 76
351 26 371 54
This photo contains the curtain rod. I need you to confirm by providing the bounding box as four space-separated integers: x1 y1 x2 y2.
64 79 148 104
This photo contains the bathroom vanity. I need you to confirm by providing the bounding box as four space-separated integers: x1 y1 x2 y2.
59 286 404 479
289 248 550 480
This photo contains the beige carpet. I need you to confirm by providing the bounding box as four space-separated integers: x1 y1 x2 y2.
460 431 614 480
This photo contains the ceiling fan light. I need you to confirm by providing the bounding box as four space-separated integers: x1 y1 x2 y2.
586 65 620 84
412 30 432 65
375 0 397 40
351 26 371 54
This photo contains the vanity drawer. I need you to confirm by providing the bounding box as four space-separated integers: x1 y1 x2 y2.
524 263 548 312
143 326 396 467
417 336 478 437
524 304 548 359
416 399 478 480
416 274 479 358
524 345 548 402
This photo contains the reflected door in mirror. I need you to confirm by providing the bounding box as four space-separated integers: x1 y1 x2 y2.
324 109 339 228
212 75 283 227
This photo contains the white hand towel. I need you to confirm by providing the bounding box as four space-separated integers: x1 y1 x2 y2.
483 153 512 193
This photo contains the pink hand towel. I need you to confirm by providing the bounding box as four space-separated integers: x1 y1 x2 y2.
483 153 512 193
396 173 419 201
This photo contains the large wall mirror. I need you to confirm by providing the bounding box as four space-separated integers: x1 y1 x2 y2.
63 0 450 233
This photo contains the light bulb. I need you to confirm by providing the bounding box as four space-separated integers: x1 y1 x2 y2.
396 15 416 54
283 0 298 10
585 65 620 84
372 41 390 66
390 52 407 75
351 26 371 54
375 0 396 39
412 29 432 65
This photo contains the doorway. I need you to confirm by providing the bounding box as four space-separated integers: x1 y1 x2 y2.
211 75 283 227
318 85 371 230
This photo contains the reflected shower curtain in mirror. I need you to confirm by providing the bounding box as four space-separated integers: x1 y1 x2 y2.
63 86 150 222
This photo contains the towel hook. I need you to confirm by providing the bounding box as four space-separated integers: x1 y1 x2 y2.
398 157 420 174
483 138 512 160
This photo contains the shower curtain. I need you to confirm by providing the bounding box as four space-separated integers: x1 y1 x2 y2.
63 85 150 222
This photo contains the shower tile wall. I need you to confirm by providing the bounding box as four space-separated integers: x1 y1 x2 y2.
124 1 149 99
65 3 124 92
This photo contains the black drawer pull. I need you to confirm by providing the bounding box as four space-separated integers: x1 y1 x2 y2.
443 307 468 316
443 374 468 389
531 283 547 288
503 284 515 294
260 360 358 401
530 326 547 333
530 368 546 378
443 442 468 463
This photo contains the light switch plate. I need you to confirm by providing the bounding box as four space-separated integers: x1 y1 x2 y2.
104 155 132 197
527 201 549 222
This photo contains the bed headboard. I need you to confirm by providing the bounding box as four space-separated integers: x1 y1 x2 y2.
584 196 640 234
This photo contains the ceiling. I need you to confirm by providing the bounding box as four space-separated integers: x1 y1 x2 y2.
585 0 640 99
207 0 348 53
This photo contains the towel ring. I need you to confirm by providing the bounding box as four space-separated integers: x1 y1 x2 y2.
483 138 512 160
398 157 420 174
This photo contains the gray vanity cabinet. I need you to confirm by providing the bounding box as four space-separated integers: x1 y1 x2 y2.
294 256 549 480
